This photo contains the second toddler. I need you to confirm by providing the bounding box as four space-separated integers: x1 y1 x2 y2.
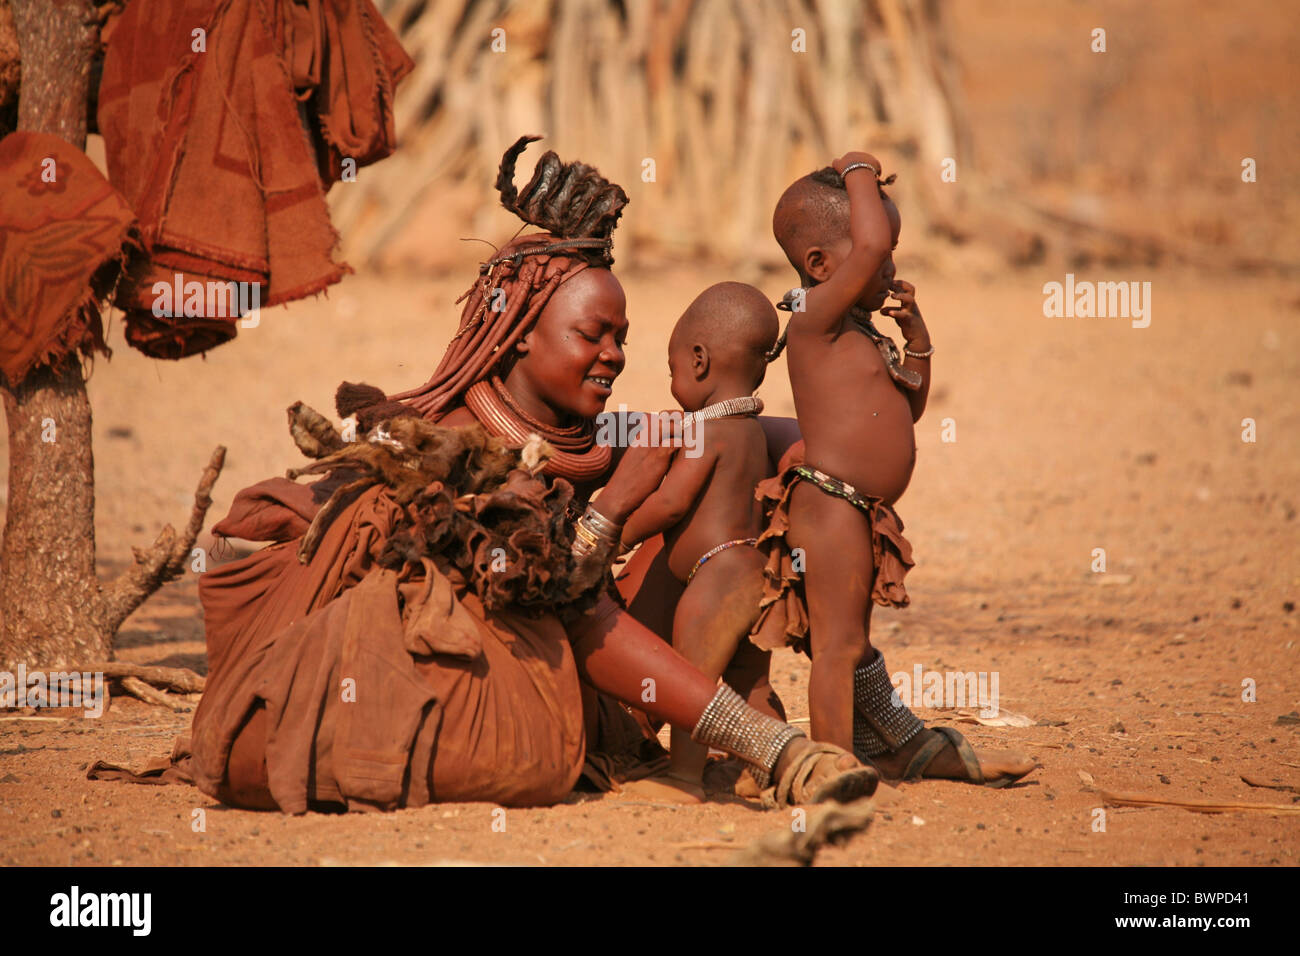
620 281 779 800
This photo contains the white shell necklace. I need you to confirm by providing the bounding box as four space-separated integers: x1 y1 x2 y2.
683 395 764 426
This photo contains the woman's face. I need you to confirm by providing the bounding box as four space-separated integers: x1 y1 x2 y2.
504 268 628 425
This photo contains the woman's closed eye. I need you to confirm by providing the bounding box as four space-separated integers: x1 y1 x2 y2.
576 326 627 348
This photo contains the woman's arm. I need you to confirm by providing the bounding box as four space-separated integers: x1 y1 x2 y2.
590 428 679 523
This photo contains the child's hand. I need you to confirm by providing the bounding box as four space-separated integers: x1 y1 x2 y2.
880 279 925 337
832 151 882 177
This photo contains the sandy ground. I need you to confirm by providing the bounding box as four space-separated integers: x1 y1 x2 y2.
1 259 1297 866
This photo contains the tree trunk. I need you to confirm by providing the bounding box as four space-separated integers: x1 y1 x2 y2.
0 363 105 668
0 0 104 669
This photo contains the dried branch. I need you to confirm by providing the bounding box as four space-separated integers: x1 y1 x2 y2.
80 661 204 694
99 445 226 630
118 676 188 712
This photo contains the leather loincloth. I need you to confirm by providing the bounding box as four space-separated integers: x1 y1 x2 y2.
749 445 914 656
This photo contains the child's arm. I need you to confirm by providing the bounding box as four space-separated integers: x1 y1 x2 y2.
882 278 932 422
798 151 894 336
620 449 717 549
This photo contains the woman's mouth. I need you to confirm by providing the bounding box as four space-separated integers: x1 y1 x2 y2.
585 375 614 396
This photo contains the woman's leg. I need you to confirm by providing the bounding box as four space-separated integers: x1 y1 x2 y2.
613 534 682 643
568 594 871 800
569 594 716 727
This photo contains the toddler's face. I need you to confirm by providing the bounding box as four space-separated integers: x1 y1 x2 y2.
826 197 901 312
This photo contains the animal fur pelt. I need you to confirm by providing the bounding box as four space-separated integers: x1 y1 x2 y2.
282 400 596 615
334 381 419 433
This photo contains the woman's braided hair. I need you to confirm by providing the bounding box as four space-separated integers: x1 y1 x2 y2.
387 136 629 419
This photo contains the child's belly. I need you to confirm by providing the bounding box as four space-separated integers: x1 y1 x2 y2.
800 389 916 506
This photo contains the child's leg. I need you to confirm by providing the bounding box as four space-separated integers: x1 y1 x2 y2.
785 480 876 753
722 638 785 721
665 546 767 787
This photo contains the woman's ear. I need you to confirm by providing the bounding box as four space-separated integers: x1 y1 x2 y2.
691 343 710 379
514 332 531 354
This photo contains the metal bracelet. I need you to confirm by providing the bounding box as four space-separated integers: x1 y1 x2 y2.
904 343 935 359
580 504 622 540
567 504 624 595
691 683 805 791
852 651 923 757
840 161 880 180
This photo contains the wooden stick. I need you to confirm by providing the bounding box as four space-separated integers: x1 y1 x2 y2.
119 676 189 712
670 841 739 851
1102 790 1300 815
99 445 226 632
79 662 204 694
1240 775 1300 795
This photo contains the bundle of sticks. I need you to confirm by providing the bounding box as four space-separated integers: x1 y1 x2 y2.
330 0 968 269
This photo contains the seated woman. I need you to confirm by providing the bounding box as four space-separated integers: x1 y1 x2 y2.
167 137 877 812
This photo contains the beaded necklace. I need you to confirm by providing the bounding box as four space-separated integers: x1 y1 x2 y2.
464 376 613 482
682 395 764 426
848 306 922 391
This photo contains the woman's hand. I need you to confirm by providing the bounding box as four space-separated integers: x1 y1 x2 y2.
592 411 681 524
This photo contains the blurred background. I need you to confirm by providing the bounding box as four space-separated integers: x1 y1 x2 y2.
333 0 1300 275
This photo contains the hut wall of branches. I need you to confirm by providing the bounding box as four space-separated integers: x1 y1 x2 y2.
332 0 969 272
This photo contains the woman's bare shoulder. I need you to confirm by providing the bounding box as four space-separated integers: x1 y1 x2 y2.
437 406 478 428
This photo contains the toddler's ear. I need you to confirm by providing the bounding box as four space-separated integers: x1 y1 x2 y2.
692 343 710 378
803 246 832 283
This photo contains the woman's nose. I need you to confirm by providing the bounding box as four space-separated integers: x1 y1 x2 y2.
600 341 625 371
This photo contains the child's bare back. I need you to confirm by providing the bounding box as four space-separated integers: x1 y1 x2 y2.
657 415 770 582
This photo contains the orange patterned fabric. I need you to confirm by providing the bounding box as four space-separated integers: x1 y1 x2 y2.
97 0 412 358
0 131 135 386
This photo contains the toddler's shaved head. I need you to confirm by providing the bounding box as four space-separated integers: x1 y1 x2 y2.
772 167 893 283
671 281 778 388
